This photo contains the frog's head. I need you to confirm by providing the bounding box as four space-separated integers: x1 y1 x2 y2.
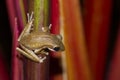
48 34 65 52
40 33 65 54
39 25 65 53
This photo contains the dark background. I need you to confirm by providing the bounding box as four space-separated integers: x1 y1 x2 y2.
0 0 12 75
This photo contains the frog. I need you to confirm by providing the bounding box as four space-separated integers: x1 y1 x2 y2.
16 12 65 63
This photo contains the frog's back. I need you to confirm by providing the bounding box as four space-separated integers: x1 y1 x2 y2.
20 32 55 49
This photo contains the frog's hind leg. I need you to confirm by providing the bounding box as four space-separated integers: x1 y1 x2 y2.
16 47 39 62
17 44 46 63
18 12 34 41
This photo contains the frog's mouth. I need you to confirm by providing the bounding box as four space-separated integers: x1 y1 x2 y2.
34 46 61 56
47 47 60 52
43 47 60 54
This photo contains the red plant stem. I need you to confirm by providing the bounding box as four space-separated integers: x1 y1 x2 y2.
22 57 49 80
107 27 120 80
50 0 60 34
50 1 63 80
84 0 112 79
0 50 10 80
6 0 19 80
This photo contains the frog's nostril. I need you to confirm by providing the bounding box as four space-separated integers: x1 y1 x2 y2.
54 47 60 51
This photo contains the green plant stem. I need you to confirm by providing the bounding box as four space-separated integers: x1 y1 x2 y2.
44 0 49 26
23 0 50 80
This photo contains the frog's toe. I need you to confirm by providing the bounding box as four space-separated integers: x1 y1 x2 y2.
39 56 46 63
44 52 49 55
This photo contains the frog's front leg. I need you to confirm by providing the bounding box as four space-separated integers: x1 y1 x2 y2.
18 12 34 41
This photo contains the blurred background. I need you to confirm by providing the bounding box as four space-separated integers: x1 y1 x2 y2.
0 0 120 80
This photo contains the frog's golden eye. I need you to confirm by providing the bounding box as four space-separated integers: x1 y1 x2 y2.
56 34 62 40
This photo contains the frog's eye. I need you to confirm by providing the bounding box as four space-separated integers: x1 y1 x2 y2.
53 47 60 51
56 34 62 40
